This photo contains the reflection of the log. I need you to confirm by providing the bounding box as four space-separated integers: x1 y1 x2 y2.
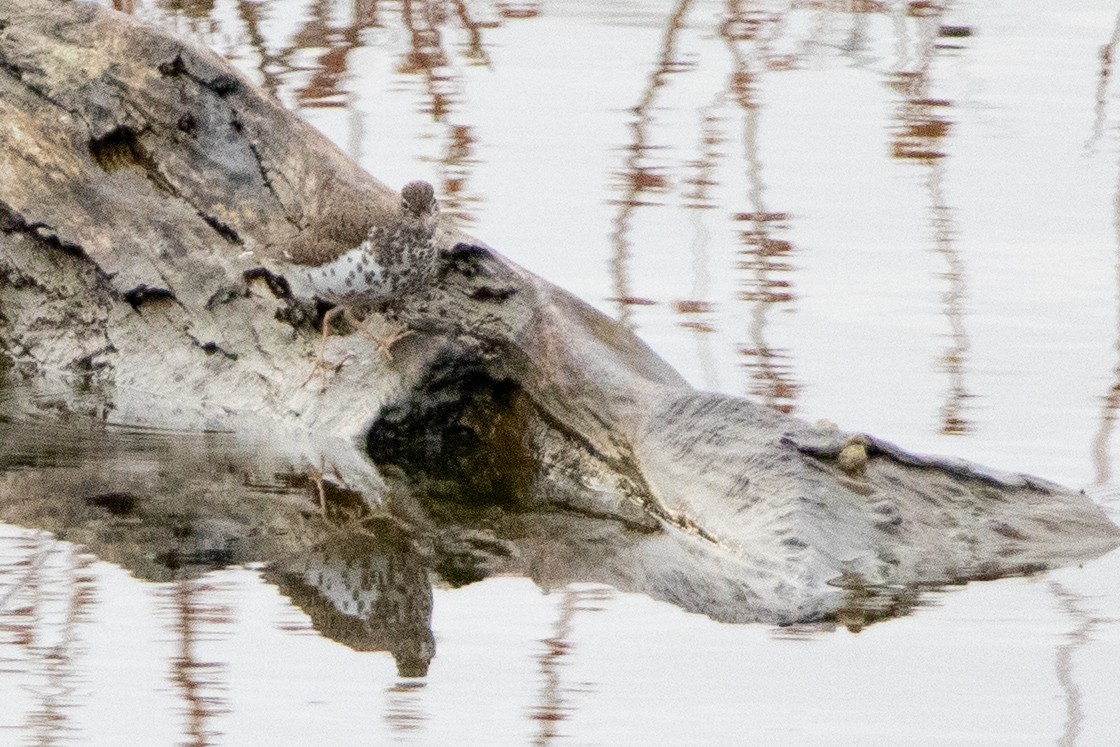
889 10 973 435
0 422 438 679
610 0 696 327
1086 11 1120 154
163 579 230 747
531 586 609 746
724 0 800 414
1049 581 1114 747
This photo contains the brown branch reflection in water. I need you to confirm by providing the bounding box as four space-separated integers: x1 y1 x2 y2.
926 160 971 434
724 0 800 414
453 0 498 66
163 579 231 747
290 0 381 110
1 535 94 747
33 547 92 747
1091 154 1120 485
1048 581 1115 747
677 92 728 391
888 4 972 435
610 0 696 328
532 586 610 747
234 1 288 99
1086 11 1120 154
385 680 428 738
23 535 53 746
497 1 541 19
399 0 488 227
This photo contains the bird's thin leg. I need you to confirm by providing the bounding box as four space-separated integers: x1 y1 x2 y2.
309 467 328 516
302 305 346 389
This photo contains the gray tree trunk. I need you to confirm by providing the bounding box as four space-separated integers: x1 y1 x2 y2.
1 0 1116 628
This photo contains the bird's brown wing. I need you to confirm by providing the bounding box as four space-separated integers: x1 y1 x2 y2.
282 186 397 266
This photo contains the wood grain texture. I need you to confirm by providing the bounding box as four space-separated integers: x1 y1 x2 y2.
1 0 1116 626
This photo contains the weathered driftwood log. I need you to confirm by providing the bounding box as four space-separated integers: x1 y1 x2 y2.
1 0 1117 628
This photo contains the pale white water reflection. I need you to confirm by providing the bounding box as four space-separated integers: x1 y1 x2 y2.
2 0 1119 742
2 518 1119 745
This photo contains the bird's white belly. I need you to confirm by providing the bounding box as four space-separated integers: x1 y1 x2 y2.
294 245 387 302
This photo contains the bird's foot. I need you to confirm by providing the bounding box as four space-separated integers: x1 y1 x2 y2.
301 349 351 391
360 321 414 362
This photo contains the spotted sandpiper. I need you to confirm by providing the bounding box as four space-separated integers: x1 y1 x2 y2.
281 180 441 384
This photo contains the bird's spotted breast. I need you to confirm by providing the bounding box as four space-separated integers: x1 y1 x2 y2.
300 242 386 302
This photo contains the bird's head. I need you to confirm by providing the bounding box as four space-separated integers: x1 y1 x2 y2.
400 180 437 218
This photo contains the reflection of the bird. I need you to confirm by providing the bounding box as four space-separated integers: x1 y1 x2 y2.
266 518 435 678
888 7 973 435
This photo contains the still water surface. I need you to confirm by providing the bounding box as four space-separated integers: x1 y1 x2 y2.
3 0 1120 743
